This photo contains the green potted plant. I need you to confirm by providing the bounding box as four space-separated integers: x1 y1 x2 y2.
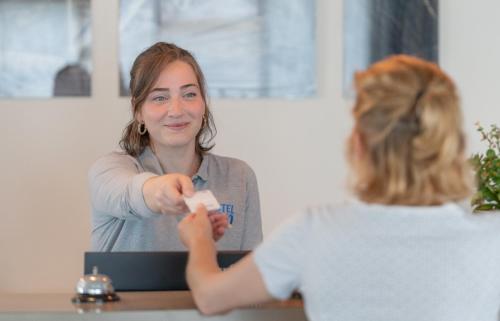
470 123 500 212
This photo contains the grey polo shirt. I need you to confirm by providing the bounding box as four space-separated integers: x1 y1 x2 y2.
88 147 262 251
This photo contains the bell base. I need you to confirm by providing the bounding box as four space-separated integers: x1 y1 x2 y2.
71 292 120 304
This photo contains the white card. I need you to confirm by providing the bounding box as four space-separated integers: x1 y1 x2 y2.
183 190 221 213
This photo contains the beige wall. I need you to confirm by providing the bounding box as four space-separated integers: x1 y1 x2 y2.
0 0 498 293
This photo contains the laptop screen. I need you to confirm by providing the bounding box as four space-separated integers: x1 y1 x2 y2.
84 251 249 291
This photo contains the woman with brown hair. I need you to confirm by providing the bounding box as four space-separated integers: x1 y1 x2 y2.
89 42 262 251
178 55 500 321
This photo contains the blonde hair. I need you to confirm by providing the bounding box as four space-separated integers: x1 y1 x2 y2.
349 55 472 205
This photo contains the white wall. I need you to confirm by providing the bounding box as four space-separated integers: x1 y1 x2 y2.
440 0 500 152
0 0 498 293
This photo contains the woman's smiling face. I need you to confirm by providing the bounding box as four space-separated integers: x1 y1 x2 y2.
137 60 205 152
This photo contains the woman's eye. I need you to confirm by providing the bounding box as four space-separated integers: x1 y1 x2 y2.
183 92 197 99
152 95 169 103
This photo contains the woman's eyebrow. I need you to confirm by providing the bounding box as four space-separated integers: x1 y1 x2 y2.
150 84 198 92
150 87 169 92
180 83 198 90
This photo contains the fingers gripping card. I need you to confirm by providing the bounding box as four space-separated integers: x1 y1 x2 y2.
183 190 221 212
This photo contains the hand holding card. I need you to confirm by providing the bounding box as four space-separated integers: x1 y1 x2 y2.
183 190 221 213
181 190 229 242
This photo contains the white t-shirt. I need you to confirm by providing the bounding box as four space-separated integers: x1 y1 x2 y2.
254 202 500 321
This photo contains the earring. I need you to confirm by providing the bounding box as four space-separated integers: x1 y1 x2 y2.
202 114 208 126
138 122 147 135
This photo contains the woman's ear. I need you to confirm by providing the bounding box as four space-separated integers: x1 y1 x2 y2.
132 98 141 122
351 129 366 162
134 108 143 123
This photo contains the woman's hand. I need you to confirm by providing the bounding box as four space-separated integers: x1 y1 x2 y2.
178 205 229 247
208 212 229 242
143 173 194 215
178 205 214 249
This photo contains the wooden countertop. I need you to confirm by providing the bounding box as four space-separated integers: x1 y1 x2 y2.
0 291 303 313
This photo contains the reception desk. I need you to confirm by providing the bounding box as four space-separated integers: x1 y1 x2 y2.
0 291 306 321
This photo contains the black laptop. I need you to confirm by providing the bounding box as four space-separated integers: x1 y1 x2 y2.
84 251 249 291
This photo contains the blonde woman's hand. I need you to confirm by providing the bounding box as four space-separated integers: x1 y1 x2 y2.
178 205 213 249
143 173 194 215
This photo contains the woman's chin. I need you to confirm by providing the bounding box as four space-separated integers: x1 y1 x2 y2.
156 137 195 150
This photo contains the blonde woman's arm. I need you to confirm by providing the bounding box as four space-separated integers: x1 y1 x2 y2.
178 206 273 315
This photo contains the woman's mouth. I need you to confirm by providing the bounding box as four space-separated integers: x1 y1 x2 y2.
165 122 189 131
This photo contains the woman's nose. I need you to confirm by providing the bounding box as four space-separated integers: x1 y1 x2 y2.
168 96 183 116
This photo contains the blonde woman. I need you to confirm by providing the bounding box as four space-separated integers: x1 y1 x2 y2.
178 55 500 321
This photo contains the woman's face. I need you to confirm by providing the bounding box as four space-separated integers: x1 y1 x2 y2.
137 60 205 153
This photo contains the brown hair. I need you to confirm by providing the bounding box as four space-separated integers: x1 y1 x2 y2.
349 55 472 205
119 42 216 157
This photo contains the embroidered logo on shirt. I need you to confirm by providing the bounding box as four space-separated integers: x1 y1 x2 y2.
219 203 235 225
